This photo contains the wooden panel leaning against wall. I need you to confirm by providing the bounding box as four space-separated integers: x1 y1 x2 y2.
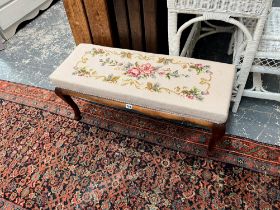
113 0 159 52
112 0 130 49
63 0 114 46
63 0 92 44
126 0 144 51
83 0 114 47
63 0 168 53
142 0 158 53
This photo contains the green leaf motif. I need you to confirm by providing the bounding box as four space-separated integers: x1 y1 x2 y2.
103 74 120 83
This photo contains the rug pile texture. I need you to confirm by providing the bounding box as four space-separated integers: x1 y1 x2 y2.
0 80 279 209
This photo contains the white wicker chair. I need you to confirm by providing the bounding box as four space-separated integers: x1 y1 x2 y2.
233 7 280 102
167 0 273 112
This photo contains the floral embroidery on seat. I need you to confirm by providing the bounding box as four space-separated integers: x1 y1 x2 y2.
145 83 204 100
190 64 210 74
127 63 155 78
72 47 213 101
98 58 190 80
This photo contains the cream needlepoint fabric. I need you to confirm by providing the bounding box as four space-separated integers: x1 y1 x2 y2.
50 44 235 123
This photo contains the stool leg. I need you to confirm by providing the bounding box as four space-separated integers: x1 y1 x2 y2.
54 88 82 120
208 123 226 153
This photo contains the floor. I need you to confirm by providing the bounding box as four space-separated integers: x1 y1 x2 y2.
0 0 75 90
0 0 279 146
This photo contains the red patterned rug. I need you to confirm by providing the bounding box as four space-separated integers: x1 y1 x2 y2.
0 198 25 210
0 80 279 209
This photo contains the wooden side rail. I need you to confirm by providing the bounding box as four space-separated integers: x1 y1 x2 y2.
55 87 226 153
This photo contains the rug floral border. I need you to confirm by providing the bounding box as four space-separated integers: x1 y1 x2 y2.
0 80 279 177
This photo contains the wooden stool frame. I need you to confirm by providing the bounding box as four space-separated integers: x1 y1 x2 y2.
55 87 226 153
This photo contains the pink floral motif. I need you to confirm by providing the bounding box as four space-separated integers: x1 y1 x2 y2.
127 63 155 78
190 64 210 74
194 64 203 68
140 63 154 75
127 67 141 77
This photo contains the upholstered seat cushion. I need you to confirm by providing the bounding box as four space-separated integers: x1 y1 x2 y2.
50 44 235 123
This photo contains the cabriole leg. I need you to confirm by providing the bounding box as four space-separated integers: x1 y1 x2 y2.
208 123 226 153
54 87 82 120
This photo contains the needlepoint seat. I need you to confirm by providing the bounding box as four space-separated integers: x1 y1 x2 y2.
50 44 235 152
